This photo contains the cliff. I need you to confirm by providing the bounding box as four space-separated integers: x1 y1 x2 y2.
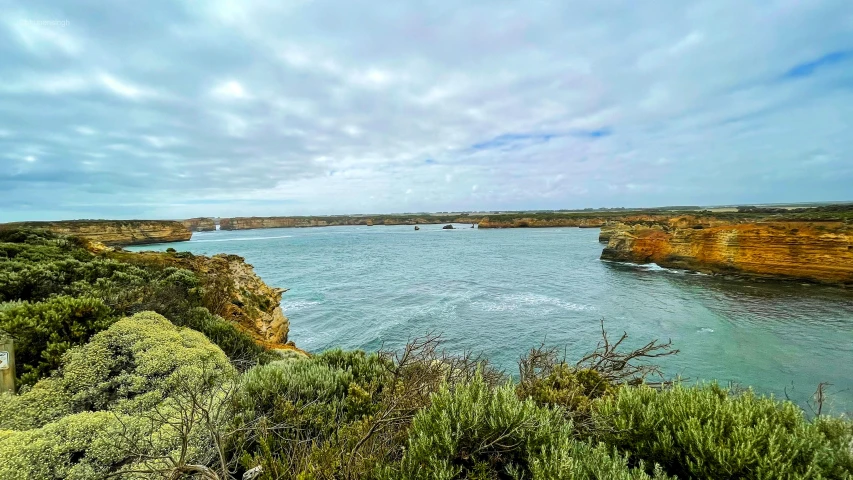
0 220 192 246
193 253 290 346
221 217 337 230
111 248 291 347
182 217 216 232
219 216 472 230
597 216 751 242
601 221 853 285
478 217 607 228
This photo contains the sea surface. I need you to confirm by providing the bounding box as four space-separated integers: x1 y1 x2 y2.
129 224 853 413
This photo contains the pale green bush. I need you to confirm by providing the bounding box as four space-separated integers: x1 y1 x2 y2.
0 312 236 479
381 375 658 480
0 411 127 479
594 383 853 479
529 438 670 479
0 311 233 429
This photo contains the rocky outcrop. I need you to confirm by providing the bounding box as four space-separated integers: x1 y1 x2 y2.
182 217 216 232
478 217 607 229
220 217 334 230
601 221 853 285
214 254 289 345
0 220 192 246
218 216 473 230
113 248 291 346
442 224 454 229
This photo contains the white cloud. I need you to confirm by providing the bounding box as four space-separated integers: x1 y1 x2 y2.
98 74 149 99
1 0 851 220
211 80 250 100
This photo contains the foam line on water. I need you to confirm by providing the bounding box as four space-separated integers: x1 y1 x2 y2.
190 235 293 243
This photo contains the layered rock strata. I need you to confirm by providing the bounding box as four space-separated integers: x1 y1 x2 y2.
219 216 471 230
182 217 216 232
601 221 853 285
0 220 192 246
111 248 291 346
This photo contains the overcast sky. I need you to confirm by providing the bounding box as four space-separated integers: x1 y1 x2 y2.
1 1 851 221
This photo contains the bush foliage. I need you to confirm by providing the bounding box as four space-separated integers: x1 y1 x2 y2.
593 383 853 479
0 228 266 387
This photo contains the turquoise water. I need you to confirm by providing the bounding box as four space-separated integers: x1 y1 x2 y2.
130 224 853 413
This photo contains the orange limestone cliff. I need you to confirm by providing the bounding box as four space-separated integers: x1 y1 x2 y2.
0 220 192 246
478 217 608 228
114 248 291 346
196 253 290 345
601 221 853 285
182 217 216 232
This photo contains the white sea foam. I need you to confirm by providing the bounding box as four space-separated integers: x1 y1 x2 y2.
475 293 596 313
698 327 715 333
280 300 321 311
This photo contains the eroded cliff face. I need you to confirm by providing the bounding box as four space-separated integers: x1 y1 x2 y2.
597 216 746 242
182 217 216 232
0 220 192 246
112 248 291 346
478 217 607 228
601 221 853 285
195 254 290 347
219 216 472 230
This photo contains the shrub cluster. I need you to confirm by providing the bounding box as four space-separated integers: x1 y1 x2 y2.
593 383 853 479
0 228 266 387
0 312 235 478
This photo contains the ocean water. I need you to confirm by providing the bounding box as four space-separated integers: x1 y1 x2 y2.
129 224 853 413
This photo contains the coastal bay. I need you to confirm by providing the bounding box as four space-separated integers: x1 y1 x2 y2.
130 224 853 412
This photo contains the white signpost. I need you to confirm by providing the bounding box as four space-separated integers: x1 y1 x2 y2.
0 338 14 393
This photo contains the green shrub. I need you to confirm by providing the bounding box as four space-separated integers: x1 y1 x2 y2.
0 228 270 382
593 383 853 479
173 307 272 367
0 411 130 480
229 350 391 478
0 311 233 430
529 438 670 480
0 313 235 479
382 375 655 480
0 295 114 387
518 364 614 413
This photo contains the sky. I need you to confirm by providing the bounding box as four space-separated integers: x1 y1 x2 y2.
1 0 852 221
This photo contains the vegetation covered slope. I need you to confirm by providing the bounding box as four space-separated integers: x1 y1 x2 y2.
0 228 851 479
0 228 271 387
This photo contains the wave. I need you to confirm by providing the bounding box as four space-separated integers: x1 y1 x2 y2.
605 260 708 275
697 327 715 334
474 293 597 313
281 300 321 311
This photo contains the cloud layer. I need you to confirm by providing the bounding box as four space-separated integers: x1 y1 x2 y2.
1 0 852 221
